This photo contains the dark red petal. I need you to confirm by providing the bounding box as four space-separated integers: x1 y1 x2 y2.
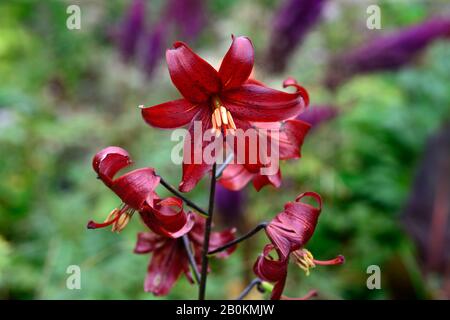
144 239 189 296
134 232 164 254
166 41 221 103
93 146 132 186
140 198 195 238
219 164 255 191
208 227 237 258
110 168 160 210
141 99 202 129
219 36 254 89
252 169 282 192
265 192 322 259
283 77 310 106
253 244 288 300
179 109 215 192
189 215 236 258
221 83 306 122
278 120 311 160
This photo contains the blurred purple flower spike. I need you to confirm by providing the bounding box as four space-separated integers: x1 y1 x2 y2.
215 183 246 225
166 0 206 41
265 0 329 73
296 105 339 129
118 0 146 62
144 24 165 77
326 17 450 89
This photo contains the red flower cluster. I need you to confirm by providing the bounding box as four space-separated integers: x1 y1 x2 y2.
254 192 344 299
88 35 344 300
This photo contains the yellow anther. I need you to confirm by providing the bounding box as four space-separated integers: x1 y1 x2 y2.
214 108 222 127
104 208 119 223
227 111 237 130
114 213 131 232
220 106 228 125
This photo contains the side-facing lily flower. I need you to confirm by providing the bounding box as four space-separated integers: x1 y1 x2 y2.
134 215 236 296
219 78 311 191
141 36 308 192
253 192 344 299
87 146 193 237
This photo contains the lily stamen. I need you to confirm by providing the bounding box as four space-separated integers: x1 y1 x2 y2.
87 206 134 233
211 97 237 136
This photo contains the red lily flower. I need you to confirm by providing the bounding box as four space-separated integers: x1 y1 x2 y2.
88 146 193 237
254 192 344 299
219 118 310 191
134 215 236 296
141 36 308 192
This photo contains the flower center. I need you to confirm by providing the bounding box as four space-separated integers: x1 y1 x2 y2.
211 96 237 136
87 204 135 233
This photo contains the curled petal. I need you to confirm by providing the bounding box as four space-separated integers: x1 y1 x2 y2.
166 41 221 103
252 169 282 191
141 197 195 238
219 36 254 89
283 77 310 106
221 83 306 122
134 232 165 254
179 109 214 192
253 244 288 300
144 239 189 296
266 192 322 259
93 146 132 186
110 168 160 210
141 99 202 129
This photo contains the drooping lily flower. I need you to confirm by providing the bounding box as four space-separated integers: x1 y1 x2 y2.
326 17 450 89
141 36 308 192
87 146 193 237
134 215 236 296
254 192 344 299
218 78 311 192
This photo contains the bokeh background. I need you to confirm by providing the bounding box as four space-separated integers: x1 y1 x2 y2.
1 0 449 299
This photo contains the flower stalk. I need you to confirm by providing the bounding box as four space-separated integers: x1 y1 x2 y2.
208 221 268 255
198 163 217 300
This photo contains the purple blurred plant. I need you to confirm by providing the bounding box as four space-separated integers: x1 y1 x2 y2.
215 183 246 226
265 0 329 73
117 0 146 62
143 23 165 77
113 0 206 77
165 0 206 41
326 17 450 89
296 105 339 128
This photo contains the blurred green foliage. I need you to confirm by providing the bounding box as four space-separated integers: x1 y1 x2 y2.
0 0 449 299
